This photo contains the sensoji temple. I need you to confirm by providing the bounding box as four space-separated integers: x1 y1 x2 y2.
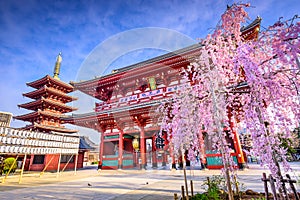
65 17 262 170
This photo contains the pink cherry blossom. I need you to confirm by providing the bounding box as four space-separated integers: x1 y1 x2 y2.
159 3 299 199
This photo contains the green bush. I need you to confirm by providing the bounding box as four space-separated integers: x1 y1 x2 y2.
191 193 209 200
3 157 17 174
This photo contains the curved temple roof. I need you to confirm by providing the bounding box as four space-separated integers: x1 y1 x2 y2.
18 97 77 112
27 75 74 92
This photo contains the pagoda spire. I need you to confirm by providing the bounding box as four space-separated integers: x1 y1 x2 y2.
53 52 62 80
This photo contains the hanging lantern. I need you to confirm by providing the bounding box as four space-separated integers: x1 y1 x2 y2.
132 138 139 151
153 132 169 151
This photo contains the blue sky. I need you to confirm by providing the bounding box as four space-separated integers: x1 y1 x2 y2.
0 0 298 142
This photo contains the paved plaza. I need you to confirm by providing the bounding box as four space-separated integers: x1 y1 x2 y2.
0 163 299 200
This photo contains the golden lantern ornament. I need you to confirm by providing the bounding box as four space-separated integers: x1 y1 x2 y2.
132 138 139 151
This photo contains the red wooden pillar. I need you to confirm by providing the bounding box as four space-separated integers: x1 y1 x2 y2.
140 126 146 169
98 130 105 170
118 130 124 169
133 150 137 167
228 107 246 169
230 120 246 169
162 151 167 166
152 138 157 168
198 132 207 169
169 145 176 169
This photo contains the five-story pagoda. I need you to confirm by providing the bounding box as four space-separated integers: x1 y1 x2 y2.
13 53 79 172
14 53 78 134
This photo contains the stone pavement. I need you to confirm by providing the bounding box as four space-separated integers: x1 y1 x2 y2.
0 163 299 200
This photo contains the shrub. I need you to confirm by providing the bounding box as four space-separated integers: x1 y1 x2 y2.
191 193 209 200
201 175 226 200
3 157 17 174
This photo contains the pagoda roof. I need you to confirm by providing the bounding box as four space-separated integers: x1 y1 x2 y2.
14 109 67 122
18 97 77 113
23 85 77 102
22 122 78 133
26 75 74 92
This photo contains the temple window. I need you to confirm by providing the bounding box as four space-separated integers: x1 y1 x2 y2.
33 155 45 164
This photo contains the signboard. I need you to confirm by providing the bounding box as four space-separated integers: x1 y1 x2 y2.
0 112 12 127
148 77 157 90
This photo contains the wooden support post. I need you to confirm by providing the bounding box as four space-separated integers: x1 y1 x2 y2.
56 153 62 178
184 168 189 200
262 173 270 200
18 154 27 184
190 180 194 197
74 153 78 175
181 185 185 200
279 175 289 200
234 175 240 197
60 154 74 174
152 138 157 168
140 126 146 169
98 131 104 170
40 155 55 177
286 174 299 200
269 175 278 200
207 177 210 187
118 130 124 169
174 193 178 200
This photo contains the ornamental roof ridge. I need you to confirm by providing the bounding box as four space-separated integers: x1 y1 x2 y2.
109 43 201 74
70 43 202 86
